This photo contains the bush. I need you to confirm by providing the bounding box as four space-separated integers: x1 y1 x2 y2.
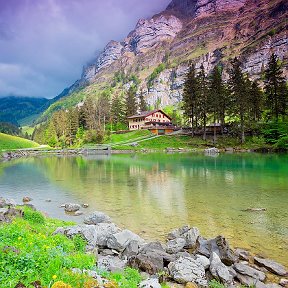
23 209 45 224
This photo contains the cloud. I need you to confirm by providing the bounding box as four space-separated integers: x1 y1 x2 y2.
0 0 170 98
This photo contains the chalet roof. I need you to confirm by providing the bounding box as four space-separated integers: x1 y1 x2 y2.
127 109 172 120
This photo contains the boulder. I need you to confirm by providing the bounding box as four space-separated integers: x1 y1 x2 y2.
22 196 32 203
168 256 207 286
166 238 186 254
74 211 83 216
234 263 266 282
254 257 288 276
167 226 200 249
279 278 288 287
64 203 81 212
128 242 174 275
84 211 111 224
122 240 140 257
236 273 266 288
195 255 210 270
196 235 238 266
139 278 161 288
97 255 127 272
82 204 89 208
235 248 251 261
209 252 233 285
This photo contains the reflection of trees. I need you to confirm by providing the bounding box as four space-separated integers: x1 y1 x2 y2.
2 153 287 265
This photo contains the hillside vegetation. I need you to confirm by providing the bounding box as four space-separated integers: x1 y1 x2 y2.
0 133 39 150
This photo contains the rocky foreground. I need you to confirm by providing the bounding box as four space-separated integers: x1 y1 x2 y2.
1 199 288 288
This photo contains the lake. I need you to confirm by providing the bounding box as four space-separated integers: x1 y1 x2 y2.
0 153 287 266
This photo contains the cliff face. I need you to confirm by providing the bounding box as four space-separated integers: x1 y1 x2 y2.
51 0 288 110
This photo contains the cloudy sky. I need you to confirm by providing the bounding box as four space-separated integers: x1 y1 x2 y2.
0 0 170 98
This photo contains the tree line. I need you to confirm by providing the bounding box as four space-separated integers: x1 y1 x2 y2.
32 85 147 147
182 53 287 143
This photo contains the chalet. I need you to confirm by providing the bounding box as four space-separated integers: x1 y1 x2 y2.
128 109 176 135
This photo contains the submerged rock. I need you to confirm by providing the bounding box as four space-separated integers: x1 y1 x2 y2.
22 196 32 203
254 257 288 276
64 203 81 212
235 248 251 261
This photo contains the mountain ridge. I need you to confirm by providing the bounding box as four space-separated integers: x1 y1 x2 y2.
38 0 288 121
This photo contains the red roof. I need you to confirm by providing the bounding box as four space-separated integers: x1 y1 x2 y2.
127 109 172 120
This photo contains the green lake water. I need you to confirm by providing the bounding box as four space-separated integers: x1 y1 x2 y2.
0 153 287 266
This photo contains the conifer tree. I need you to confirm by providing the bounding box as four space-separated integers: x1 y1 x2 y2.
196 64 209 140
182 64 198 136
228 57 250 143
139 89 148 112
264 53 287 121
126 86 138 117
111 94 126 125
249 80 263 122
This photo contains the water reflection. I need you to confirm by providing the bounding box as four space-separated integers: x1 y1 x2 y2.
0 153 287 265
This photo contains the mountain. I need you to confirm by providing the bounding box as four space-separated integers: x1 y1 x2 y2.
39 0 288 119
0 96 49 126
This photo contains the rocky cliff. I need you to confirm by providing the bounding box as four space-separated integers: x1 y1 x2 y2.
45 0 288 112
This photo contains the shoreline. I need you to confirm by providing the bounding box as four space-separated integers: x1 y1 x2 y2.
1 198 287 287
0 146 287 161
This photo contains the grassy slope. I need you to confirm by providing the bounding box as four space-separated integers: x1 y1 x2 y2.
104 130 271 151
0 133 39 150
0 207 142 288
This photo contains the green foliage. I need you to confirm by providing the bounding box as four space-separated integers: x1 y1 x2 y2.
0 208 95 287
147 63 166 89
209 279 226 288
262 122 288 149
0 132 39 150
105 267 142 288
23 209 45 225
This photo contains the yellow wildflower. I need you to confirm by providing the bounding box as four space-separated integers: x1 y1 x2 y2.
52 275 57 280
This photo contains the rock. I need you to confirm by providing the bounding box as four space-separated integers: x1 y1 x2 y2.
279 278 288 287
97 255 127 272
209 252 233 285
64 203 81 212
195 255 210 270
82 204 89 208
204 147 219 155
139 278 161 288
128 241 174 275
74 211 83 216
195 236 238 265
235 248 251 261
236 273 266 288
99 249 114 256
265 284 283 288
84 211 111 224
244 208 267 212
166 238 186 254
185 283 198 288
122 239 140 257
45 199 52 202
5 198 16 207
167 226 200 249
56 223 121 248
60 204 65 208
22 196 32 203
254 257 288 276
107 229 144 252
168 256 207 286
234 263 266 282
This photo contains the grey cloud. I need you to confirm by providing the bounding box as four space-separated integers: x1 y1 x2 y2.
0 0 170 98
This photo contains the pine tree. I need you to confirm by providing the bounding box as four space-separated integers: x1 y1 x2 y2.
182 64 198 136
139 89 148 112
249 80 263 122
264 53 287 121
196 64 209 140
126 86 138 117
228 57 250 143
209 65 228 142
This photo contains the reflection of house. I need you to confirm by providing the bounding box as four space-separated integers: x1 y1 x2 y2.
128 110 176 135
